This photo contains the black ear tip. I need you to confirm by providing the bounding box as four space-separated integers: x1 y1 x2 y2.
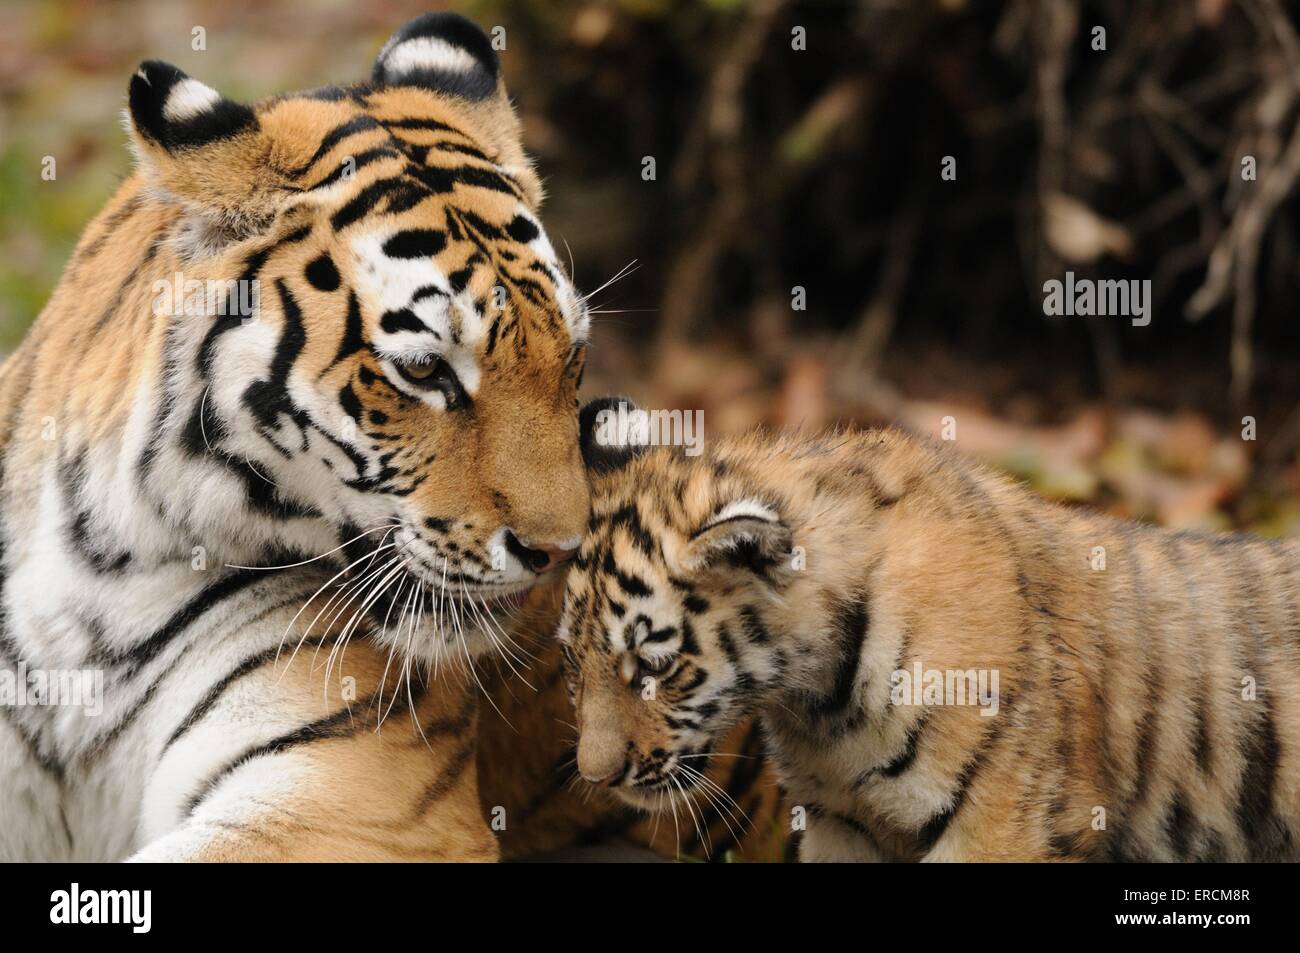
127 62 254 151
129 60 183 111
129 61 181 145
580 396 647 475
372 12 499 99
133 60 184 84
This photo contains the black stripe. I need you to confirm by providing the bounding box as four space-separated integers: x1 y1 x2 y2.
0 536 63 791
331 291 365 365
809 596 868 718
305 253 340 292
737 605 771 644
305 146 399 191
59 451 132 573
193 224 313 376
91 235 165 333
162 626 330 753
608 506 657 558
184 686 392 815
715 623 754 694
380 307 428 335
382 228 447 259
417 692 477 738
241 279 306 436
0 703 64 780
1231 548 1287 858
1124 538 1162 816
505 214 539 244
917 718 1005 852
381 117 459 133
94 567 271 676
414 742 476 815
287 115 382 177
1234 695 1284 857
602 551 651 597
879 713 929 778
1163 790 1194 860
75 194 143 263
332 176 424 231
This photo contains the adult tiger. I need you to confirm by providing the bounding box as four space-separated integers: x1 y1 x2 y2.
0 14 591 861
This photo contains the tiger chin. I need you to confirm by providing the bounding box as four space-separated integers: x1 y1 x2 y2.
0 13 594 862
559 416 1300 862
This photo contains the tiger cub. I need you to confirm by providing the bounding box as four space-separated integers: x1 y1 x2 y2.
558 416 1300 861
478 581 789 862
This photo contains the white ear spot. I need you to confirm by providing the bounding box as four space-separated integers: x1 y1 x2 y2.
382 37 480 77
705 499 780 529
162 78 222 122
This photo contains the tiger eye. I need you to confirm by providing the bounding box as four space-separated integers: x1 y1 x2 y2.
402 362 436 381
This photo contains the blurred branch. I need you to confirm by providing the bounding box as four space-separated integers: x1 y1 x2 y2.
1186 0 1300 404
657 0 786 351
847 186 922 377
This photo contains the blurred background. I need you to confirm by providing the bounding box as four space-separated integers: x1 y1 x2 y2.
3 0 1300 533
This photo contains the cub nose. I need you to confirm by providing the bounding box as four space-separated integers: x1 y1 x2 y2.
577 734 629 786
579 748 629 785
504 531 576 574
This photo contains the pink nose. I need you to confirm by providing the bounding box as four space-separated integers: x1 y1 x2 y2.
534 544 577 572
504 532 577 573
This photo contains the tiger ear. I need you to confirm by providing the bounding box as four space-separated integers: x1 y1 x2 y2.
370 13 541 207
683 500 792 577
126 61 279 253
372 12 502 101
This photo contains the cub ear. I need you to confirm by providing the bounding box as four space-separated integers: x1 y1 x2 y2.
683 500 792 576
580 396 649 476
372 12 501 101
126 61 278 252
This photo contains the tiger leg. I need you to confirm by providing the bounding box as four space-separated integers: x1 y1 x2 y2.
130 624 495 863
800 810 885 862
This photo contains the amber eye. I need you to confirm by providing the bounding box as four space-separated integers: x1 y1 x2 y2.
394 357 468 409
400 361 437 382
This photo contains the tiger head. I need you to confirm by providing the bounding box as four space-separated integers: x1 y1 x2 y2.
558 408 796 809
117 14 593 664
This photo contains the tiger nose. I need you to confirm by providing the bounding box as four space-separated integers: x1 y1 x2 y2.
577 739 628 786
503 531 577 573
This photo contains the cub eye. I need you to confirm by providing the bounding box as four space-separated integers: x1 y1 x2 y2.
394 357 468 410
639 653 673 676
